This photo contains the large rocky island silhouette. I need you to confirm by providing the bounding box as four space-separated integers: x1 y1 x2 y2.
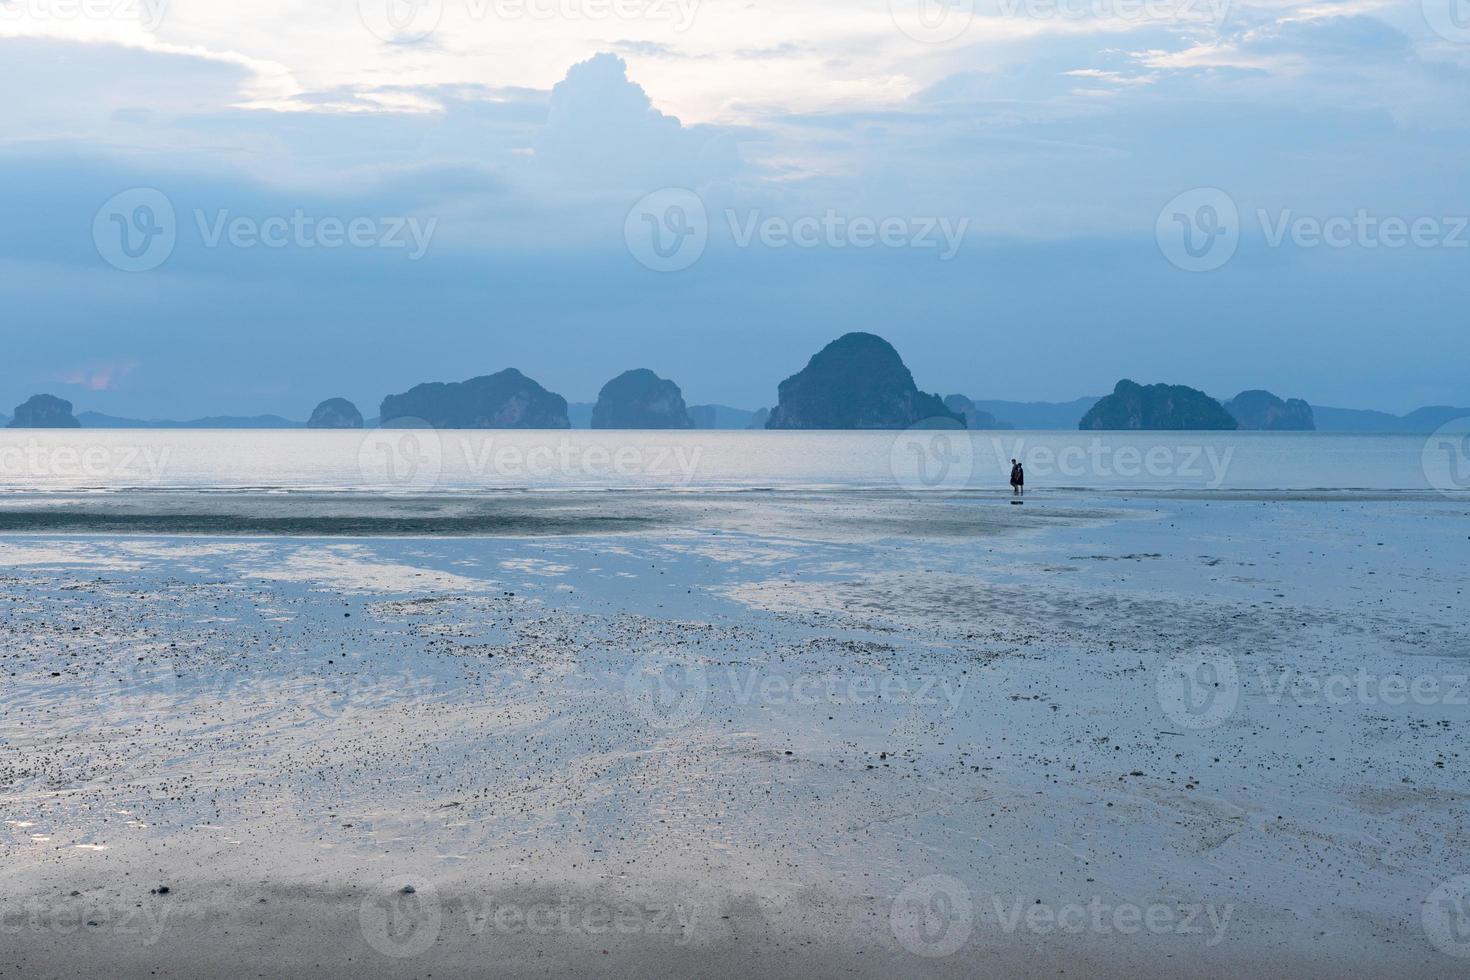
379 369 570 428
8 394 79 428
765 333 962 429
591 370 694 429
1224 389 1315 430
1080 380 1238 430
307 398 364 429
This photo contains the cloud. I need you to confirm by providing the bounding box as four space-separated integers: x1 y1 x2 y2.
59 361 138 392
0 15 1467 416
534 52 739 189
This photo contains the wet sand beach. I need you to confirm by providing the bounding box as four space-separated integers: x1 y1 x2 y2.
1 489 1467 978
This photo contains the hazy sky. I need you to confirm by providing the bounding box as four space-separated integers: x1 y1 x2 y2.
2 0 1468 417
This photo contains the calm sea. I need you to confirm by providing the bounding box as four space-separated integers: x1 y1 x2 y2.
0 429 1465 494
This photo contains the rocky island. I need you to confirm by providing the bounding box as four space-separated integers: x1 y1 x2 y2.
591 369 694 429
306 398 364 429
8 394 80 428
765 333 963 429
1079 379 1238 430
1224 389 1315 430
379 369 570 428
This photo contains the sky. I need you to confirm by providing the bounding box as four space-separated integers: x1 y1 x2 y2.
2 0 1468 418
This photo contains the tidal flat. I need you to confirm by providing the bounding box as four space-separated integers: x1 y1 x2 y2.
1 490 1466 978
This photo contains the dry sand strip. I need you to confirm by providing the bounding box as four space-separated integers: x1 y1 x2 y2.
1 491 1467 978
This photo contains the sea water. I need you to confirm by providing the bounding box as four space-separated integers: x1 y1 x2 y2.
0 428 1465 495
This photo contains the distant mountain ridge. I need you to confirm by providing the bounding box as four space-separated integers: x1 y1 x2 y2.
967 397 1101 430
78 412 305 428
943 395 1011 430
14 378 1467 433
688 404 757 429
1313 404 1470 432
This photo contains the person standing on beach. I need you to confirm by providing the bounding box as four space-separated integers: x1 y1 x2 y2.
1009 458 1024 496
